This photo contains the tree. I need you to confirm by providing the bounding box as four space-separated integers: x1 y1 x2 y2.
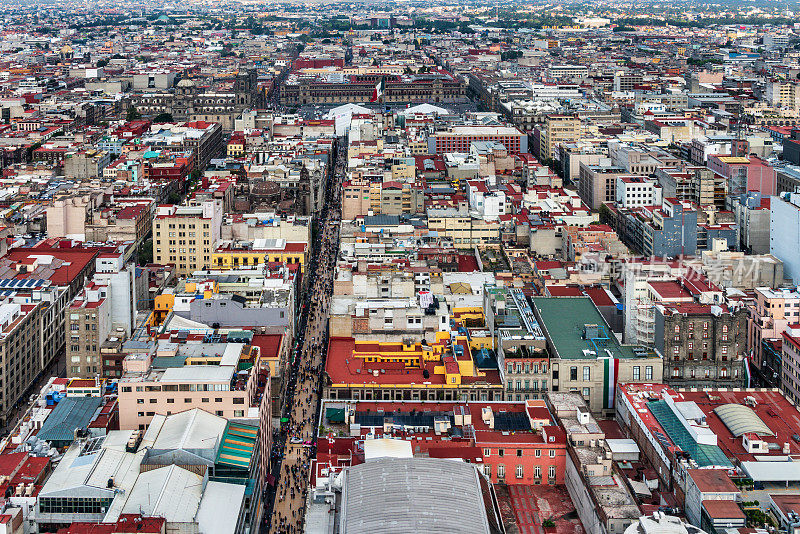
153 113 173 123
126 106 141 121
97 59 108 68
138 238 153 266
598 203 613 225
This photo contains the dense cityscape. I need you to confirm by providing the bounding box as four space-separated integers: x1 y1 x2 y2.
3 2 800 534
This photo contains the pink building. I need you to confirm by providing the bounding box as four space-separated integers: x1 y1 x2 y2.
707 155 775 196
118 342 269 430
747 287 800 384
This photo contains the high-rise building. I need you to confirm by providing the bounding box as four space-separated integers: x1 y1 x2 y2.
541 115 579 162
153 200 223 277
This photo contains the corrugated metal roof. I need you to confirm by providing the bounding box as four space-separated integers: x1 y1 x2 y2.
741 461 800 482
342 458 494 534
38 396 103 443
215 421 257 470
151 408 227 452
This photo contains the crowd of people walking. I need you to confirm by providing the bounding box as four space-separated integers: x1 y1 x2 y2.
267 144 343 534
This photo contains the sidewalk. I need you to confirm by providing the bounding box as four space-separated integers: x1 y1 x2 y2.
267 173 342 534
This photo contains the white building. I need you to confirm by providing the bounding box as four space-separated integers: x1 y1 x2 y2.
616 177 661 208
624 512 709 534
770 192 800 283
466 180 506 220
764 34 791 50
546 65 589 79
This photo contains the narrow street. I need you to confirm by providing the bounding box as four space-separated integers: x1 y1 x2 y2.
265 139 343 534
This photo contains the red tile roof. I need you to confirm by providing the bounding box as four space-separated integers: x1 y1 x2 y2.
702 499 745 519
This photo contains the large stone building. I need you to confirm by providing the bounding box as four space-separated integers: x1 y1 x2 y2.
131 70 262 130
280 74 465 106
654 303 747 388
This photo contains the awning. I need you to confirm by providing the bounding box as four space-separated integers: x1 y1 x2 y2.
741 461 800 482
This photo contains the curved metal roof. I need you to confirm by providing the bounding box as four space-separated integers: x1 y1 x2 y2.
713 403 773 437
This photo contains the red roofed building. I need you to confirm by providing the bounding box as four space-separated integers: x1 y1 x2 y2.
55 515 166 534
1 246 100 297
324 333 503 402
314 399 567 486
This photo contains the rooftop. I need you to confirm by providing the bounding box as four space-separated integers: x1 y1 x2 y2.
341 457 500 534
37 396 103 444
531 297 653 360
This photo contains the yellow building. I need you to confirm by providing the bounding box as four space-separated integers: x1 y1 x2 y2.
323 332 504 401
212 240 308 273
542 115 580 161
391 159 416 181
227 137 246 157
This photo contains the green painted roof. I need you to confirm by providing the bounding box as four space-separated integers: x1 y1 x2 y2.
648 400 732 468
38 396 103 443
326 408 345 423
531 297 653 360
215 421 257 470
152 354 189 368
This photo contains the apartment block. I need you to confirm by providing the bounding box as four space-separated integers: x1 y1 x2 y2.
153 200 223 277
770 192 800 283
781 326 800 404
577 161 628 210
748 287 800 387
118 340 268 430
427 208 501 248
67 287 111 377
766 80 800 110
541 114 579 162
0 301 43 427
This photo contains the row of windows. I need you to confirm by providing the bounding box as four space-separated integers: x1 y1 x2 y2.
136 396 245 405
565 365 654 381
507 380 548 392
40 497 113 515
484 464 556 480
484 448 557 458
672 367 738 379
70 345 97 352
506 362 549 374
136 409 246 419
156 223 210 230
121 383 230 392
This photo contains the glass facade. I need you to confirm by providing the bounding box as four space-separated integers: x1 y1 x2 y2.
39 497 114 515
